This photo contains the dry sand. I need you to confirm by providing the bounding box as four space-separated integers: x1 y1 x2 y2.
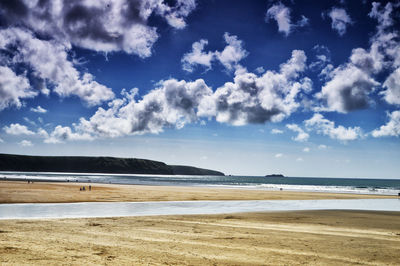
0 180 395 203
1 180 399 265
1 211 399 265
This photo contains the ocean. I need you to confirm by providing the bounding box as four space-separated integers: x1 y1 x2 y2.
1 171 400 196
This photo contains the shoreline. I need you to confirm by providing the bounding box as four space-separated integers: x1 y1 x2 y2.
0 180 396 204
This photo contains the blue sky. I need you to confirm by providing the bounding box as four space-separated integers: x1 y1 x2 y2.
0 0 400 178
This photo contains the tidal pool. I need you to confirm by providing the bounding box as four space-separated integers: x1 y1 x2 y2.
0 199 399 219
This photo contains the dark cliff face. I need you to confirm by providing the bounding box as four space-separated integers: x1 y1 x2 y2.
170 165 225 176
0 154 224 176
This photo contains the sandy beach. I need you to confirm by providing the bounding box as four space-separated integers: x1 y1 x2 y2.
0 180 395 203
1 180 399 265
0 211 399 265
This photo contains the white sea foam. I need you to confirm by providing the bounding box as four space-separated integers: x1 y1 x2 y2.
202 183 399 196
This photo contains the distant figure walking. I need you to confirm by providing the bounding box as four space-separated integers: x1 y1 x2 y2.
89 185 92 191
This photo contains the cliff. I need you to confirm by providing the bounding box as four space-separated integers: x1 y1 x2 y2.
0 154 224 176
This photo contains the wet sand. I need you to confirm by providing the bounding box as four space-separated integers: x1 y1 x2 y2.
0 180 395 203
1 211 399 265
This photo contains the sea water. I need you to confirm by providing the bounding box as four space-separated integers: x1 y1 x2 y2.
0 199 399 219
1 171 400 195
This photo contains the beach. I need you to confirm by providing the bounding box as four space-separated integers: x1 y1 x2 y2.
0 180 399 265
1 211 399 265
0 180 394 203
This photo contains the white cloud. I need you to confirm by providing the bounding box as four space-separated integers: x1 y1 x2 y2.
41 50 311 141
213 50 310 125
0 138 3 143
265 2 308 36
75 79 214 138
303 147 310 152
318 144 328 150
18 140 33 147
30 106 47 114
369 2 394 33
271 129 284 134
215 33 249 71
0 66 36 111
182 33 248 72
371 110 400 137
255 67 265 74
382 68 400 105
0 0 196 111
327 7 353 36
0 28 114 106
304 113 363 141
3 123 35 135
0 0 195 57
37 128 49 138
316 2 400 113
181 39 215 72
275 153 283 158
286 124 309 142
44 125 94 144
316 64 379 113
296 157 303 162
350 45 384 74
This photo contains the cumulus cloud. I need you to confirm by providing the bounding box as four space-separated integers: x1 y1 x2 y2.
73 79 214 138
0 0 195 57
286 124 309 142
316 64 379 113
371 110 400 137
41 50 311 141
382 68 400 105
0 27 114 106
255 67 265 74
182 33 248 72
271 128 283 134
3 123 35 135
275 153 283 158
215 33 249 71
327 7 353 36
0 0 196 111
318 144 328 149
303 147 310 152
265 2 308 36
304 113 363 141
0 66 36 110
30 106 47 113
181 39 214 72
44 125 93 144
213 50 311 125
316 2 400 112
18 140 33 147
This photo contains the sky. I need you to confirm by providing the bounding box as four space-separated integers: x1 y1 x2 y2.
0 0 400 178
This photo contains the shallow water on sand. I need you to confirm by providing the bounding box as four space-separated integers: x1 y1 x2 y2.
0 199 399 219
